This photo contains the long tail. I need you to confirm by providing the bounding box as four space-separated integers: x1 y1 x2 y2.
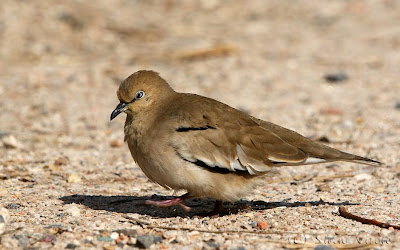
342 154 383 167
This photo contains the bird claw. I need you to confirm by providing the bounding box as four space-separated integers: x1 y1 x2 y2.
145 194 192 212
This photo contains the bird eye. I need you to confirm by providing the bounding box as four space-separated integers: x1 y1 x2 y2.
135 90 145 99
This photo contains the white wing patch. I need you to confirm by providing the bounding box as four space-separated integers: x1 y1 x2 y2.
270 157 327 167
235 145 272 175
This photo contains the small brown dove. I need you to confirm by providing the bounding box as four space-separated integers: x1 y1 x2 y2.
110 70 382 214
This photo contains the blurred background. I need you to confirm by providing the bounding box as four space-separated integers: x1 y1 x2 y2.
1 0 399 172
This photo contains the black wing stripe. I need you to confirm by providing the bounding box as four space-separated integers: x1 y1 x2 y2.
175 151 248 175
176 125 216 132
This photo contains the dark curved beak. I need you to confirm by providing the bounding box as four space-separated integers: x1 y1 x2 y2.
110 102 128 121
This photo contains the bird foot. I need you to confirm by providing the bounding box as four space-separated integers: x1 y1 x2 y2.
193 200 225 218
145 194 192 212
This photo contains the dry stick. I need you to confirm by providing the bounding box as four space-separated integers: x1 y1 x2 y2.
339 207 400 230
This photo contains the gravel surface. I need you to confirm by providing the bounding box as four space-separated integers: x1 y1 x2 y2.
1 0 399 249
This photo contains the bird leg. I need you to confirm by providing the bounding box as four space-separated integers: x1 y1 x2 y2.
207 200 224 217
145 193 192 212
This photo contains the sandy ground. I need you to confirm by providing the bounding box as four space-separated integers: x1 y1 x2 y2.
1 0 400 249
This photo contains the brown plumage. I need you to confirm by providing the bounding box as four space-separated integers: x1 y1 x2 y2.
110 70 382 214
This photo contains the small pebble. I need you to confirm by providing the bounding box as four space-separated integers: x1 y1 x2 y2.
231 247 246 250
374 186 385 193
340 119 354 129
2 135 24 149
65 205 81 217
0 207 10 235
40 234 57 243
110 139 122 147
136 234 162 249
98 236 113 242
6 203 21 209
324 71 348 83
114 229 137 237
319 107 343 115
315 183 331 192
256 221 267 230
316 136 330 143
67 173 82 183
110 232 119 240
46 224 64 234
65 243 78 249
354 173 373 181
395 101 400 110
205 239 219 248
55 156 69 165
314 245 335 250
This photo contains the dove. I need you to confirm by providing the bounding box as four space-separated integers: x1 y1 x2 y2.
110 70 382 214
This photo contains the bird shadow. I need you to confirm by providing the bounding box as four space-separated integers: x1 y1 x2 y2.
59 194 357 218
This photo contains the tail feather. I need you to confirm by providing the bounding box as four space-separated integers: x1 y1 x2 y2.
343 155 383 167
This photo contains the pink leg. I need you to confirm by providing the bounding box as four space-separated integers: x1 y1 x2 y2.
145 193 192 212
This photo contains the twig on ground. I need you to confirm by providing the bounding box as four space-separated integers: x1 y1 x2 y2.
173 44 238 60
338 207 400 230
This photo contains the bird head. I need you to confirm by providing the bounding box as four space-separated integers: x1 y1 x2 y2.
110 70 174 120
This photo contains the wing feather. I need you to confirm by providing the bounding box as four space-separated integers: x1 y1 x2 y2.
165 93 382 173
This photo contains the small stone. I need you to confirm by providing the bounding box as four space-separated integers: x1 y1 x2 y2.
316 136 330 143
113 229 137 237
315 245 335 250
65 205 81 217
340 119 354 129
324 71 348 83
315 183 331 192
2 135 24 149
57 11 84 30
319 107 343 115
67 173 82 183
6 203 21 209
231 247 246 250
205 239 219 248
136 234 162 249
103 245 115 250
335 230 346 236
110 232 119 240
0 188 8 196
395 101 400 110
15 235 30 247
98 237 113 242
65 243 78 249
40 234 57 243
374 186 385 193
110 139 122 147
256 221 267 230
0 207 10 235
54 156 69 166
354 173 373 181
46 224 64 234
